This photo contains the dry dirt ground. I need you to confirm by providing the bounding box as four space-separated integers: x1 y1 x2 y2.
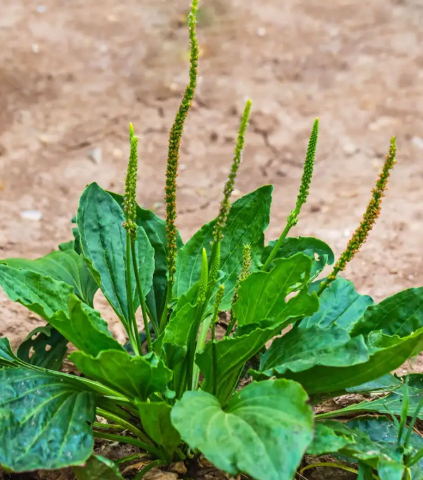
0 0 423 478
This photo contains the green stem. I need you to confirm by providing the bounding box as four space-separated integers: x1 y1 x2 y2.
97 408 151 444
192 314 213 390
159 282 173 333
131 236 153 352
126 233 141 356
186 302 206 390
300 462 359 476
115 453 145 465
93 422 123 432
93 431 162 458
211 323 217 396
261 222 292 271
134 460 167 480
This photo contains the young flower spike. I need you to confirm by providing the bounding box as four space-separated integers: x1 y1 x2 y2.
123 123 138 236
262 118 319 271
318 136 397 294
165 0 199 287
214 99 252 242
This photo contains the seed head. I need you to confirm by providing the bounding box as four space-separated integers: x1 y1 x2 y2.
123 123 138 236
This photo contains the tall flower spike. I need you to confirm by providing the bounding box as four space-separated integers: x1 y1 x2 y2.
123 123 138 236
214 99 252 242
319 137 397 294
165 0 199 285
291 117 319 225
262 118 318 271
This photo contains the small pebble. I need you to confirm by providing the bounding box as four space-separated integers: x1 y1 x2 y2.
32 43 39 54
36 5 46 13
412 136 423 150
87 147 102 165
21 210 42 221
256 27 266 37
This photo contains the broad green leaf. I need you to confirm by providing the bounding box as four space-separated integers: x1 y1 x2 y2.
70 350 171 400
137 401 181 455
0 368 95 472
17 325 68 371
300 277 374 331
77 183 154 322
0 337 19 366
110 192 182 324
254 326 369 378
197 280 318 403
171 379 313 480
345 374 402 394
307 422 355 455
0 265 123 355
1 249 98 307
174 186 273 308
0 264 74 318
233 253 319 327
346 417 423 480
352 287 423 338
281 324 423 395
318 375 423 420
262 236 334 280
74 455 123 480
58 240 75 251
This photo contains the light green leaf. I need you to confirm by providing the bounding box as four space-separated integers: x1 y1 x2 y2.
197 277 318 403
281 324 423 395
77 183 154 322
174 186 272 308
74 455 123 480
0 264 123 355
263 236 334 280
17 325 68 371
255 325 369 378
1 249 98 307
0 338 19 366
171 379 313 480
0 264 74 319
233 253 319 327
307 422 355 455
137 401 181 455
110 192 182 324
352 287 423 338
0 368 95 472
300 277 374 331
69 350 171 400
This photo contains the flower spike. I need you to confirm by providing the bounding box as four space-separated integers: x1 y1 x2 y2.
123 123 138 236
165 0 199 286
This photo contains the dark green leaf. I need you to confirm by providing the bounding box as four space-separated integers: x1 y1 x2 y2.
254 326 369 378
137 401 181 455
233 253 319 327
69 350 171 400
300 277 373 332
262 236 334 280
172 379 313 480
77 183 154 322
110 192 182 324
74 455 123 480
0 337 19 366
1 249 98 307
17 325 68 371
0 368 95 472
58 240 75 251
174 186 273 308
345 374 402 394
352 287 423 338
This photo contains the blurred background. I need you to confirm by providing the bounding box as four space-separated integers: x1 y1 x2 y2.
0 0 423 346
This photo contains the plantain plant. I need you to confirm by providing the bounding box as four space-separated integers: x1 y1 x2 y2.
1 1 423 480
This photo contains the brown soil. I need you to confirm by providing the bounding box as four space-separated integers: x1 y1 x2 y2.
1 0 423 478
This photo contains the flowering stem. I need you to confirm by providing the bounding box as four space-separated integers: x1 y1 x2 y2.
130 236 153 352
126 233 142 356
163 0 199 330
